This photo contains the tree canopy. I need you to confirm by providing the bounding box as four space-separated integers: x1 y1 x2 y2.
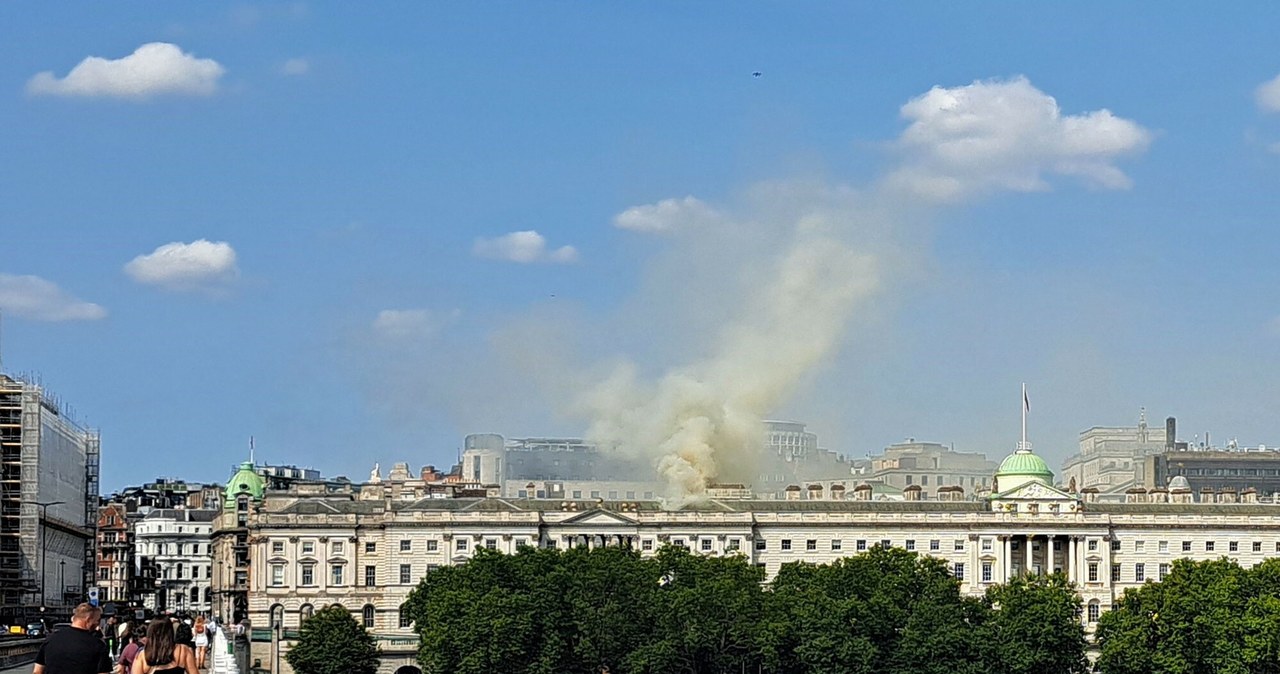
1095 557 1280 674
401 544 1087 674
284 604 381 674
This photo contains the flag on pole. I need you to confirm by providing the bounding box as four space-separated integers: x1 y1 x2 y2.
1023 385 1030 412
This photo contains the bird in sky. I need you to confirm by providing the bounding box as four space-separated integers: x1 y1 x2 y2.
752 71 763 78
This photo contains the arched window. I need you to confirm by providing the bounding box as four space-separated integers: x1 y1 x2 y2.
204 587 212 604
270 604 284 630
299 604 314 622
1087 600 1101 623
362 604 375 629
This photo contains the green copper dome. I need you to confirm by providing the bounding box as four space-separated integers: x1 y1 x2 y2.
223 461 266 507
995 450 1054 485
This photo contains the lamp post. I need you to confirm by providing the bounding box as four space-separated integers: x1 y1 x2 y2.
58 560 65 606
33 500 65 609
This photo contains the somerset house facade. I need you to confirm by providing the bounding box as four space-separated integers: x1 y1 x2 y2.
224 441 1280 674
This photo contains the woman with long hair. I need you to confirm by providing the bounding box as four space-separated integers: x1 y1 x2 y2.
192 616 208 670
130 619 197 674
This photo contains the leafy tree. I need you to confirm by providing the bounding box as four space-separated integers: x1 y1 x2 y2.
982 574 1088 674
285 604 380 674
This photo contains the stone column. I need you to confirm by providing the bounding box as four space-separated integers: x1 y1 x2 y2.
1025 534 1034 575
1068 536 1077 584
1002 536 1013 582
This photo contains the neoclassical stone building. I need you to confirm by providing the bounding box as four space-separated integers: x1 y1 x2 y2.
230 444 1280 674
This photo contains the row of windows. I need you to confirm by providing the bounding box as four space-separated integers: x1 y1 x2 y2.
770 538 967 553
1111 539 1274 554
271 604 413 630
516 489 659 499
903 475 987 487
141 542 208 556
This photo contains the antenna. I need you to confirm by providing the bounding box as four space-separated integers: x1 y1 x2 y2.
0 309 5 374
250 435 255 464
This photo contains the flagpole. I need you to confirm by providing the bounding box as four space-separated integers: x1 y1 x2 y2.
1020 382 1028 451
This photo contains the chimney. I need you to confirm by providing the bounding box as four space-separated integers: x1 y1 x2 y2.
1166 417 1176 451
1243 488 1258 504
784 485 801 501
904 484 922 501
807 484 823 500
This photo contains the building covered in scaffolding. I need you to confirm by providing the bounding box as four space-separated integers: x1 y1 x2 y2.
0 373 99 624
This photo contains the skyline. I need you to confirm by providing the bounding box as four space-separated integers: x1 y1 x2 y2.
5 4 1280 491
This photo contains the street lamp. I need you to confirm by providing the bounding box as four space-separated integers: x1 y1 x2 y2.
59 561 65 606
34 500 65 609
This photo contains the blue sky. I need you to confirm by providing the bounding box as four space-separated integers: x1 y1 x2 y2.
4 3 1280 492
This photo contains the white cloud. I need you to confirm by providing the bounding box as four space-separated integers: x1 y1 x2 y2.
372 309 460 340
0 274 106 322
27 43 225 100
613 196 721 233
473 231 578 264
280 58 310 76
1258 74 1280 113
124 239 239 290
886 76 1152 202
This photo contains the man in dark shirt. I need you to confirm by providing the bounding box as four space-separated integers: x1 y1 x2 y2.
33 603 111 674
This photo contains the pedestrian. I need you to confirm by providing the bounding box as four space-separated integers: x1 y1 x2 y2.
104 616 118 660
32 603 112 674
232 618 250 674
174 622 195 653
129 619 196 674
192 617 208 670
115 624 145 674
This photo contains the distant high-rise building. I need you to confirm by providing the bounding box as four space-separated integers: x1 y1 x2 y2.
0 373 100 621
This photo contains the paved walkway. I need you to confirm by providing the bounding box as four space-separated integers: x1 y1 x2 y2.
0 662 33 674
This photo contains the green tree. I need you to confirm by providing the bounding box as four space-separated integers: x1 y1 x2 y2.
982 574 1088 674
1096 558 1251 674
284 604 380 674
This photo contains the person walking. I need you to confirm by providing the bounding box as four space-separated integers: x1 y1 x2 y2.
33 603 112 674
129 619 196 674
115 625 145 674
191 617 208 670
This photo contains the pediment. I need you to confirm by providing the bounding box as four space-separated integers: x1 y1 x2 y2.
995 481 1076 501
558 509 637 527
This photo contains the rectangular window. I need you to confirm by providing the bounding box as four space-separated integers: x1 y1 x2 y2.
981 539 993 552
905 540 916 552
1255 541 1263 553
857 540 867 551
271 541 284 554
608 491 618 499
831 540 842 551
1111 540 1121 552
400 540 411 552
755 539 766 551
400 612 412 628
1159 563 1169 580
331 565 345 585
981 562 992 583
954 539 964 552
572 490 582 499
701 539 712 552
1135 563 1145 582
302 542 315 555
301 564 314 586
365 542 376 553
1159 540 1168 553
1135 540 1145 552
1229 541 1239 553
1088 603 1100 623
727 539 740 551
781 539 792 551
590 491 601 498
806 539 817 551
1088 539 1098 552
953 563 965 580
457 539 468 551
1088 562 1098 582
427 540 438 552
641 539 654 551
333 541 345 554
1183 541 1192 552
486 539 497 550
365 565 376 587
881 539 891 549
1206 542 1215 552
1112 564 1121 582
400 564 411 584
929 540 940 552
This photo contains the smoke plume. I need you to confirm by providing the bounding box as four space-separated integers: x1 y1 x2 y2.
578 193 884 505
